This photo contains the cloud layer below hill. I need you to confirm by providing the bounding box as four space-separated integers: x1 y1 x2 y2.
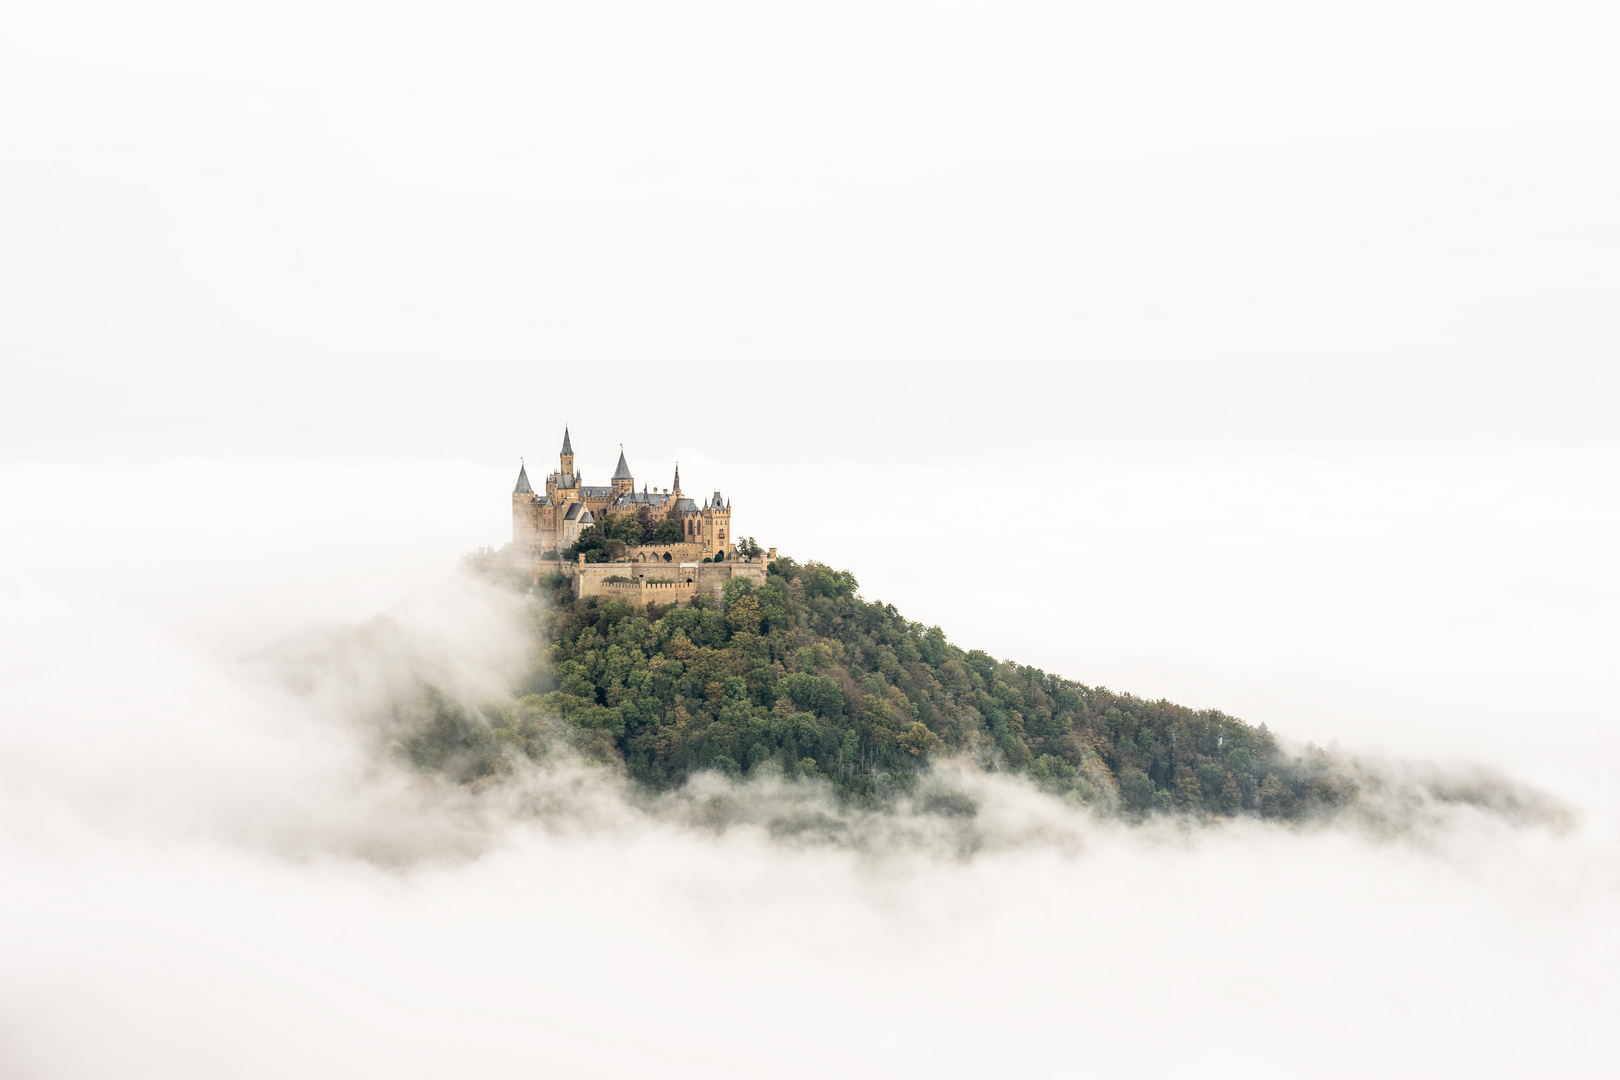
1 472 1616 1078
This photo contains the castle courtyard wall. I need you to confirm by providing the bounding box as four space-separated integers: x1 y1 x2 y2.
572 557 768 605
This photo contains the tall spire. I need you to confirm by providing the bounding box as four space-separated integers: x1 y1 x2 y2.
558 426 576 484
672 462 682 497
513 462 532 494
612 446 633 480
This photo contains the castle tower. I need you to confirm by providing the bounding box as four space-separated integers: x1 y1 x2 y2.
671 463 683 498
559 427 575 480
699 490 733 555
611 446 634 498
512 461 538 548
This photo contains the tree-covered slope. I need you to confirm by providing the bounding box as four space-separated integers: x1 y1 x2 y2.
417 558 1358 820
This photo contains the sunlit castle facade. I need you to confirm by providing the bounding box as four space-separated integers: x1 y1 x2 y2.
510 427 736 561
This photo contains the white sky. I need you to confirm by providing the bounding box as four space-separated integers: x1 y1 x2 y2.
2 0 1619 1075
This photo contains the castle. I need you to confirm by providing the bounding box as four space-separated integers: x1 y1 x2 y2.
508 428 771 604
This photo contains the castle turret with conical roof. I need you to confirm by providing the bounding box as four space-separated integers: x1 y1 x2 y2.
611 445 634 497
511 459 542 551
558 427 575 480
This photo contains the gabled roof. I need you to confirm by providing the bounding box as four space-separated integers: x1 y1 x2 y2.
513 464 532 494
613 448 633 480
561 427 573 454
581 485 614 498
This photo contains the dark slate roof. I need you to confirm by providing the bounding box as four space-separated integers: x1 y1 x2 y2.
712 490 723 505
513 464 532 494
612 449 633 480
563 502 587 522
614 491 669 507
580 485 612 497
561 427 573 454
673 498 697 513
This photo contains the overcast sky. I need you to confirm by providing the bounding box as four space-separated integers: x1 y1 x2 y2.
2 1 1619 1075
5 0 1617 765
4 0 1616 462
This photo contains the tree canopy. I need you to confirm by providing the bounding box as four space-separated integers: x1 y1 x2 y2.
420 556 1360 820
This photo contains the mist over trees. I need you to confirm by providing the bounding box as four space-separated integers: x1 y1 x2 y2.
411 557 1382 821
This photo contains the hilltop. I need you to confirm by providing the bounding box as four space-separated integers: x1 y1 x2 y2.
410 556 1379 821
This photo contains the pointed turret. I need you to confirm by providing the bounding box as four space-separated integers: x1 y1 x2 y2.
512 460 540 550
558 427 575 481
610 445 634 497
672 463 683 498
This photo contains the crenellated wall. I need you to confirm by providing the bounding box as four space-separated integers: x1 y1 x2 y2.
599 578 699 605
570 556 769 604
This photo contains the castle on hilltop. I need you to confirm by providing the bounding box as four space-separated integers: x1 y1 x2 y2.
507 428 771 605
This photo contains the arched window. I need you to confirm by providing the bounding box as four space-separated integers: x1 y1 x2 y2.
663 552 672 562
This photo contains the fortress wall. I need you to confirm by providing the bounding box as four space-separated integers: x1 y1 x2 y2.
599 579 699 605
691 560 767 600
572 558 769 604
626 543 705 563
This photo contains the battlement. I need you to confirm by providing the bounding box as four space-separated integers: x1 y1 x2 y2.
568 552 772 605
599 578 700 605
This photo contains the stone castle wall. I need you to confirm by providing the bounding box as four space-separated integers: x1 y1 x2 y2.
572 557 769 605
624 542 708 563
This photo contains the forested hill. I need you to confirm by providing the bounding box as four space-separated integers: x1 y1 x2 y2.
414 557 1358 821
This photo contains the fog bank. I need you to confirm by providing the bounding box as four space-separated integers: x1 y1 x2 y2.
2 467 1616 1077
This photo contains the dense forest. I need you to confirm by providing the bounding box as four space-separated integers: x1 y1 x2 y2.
407 555 1362 821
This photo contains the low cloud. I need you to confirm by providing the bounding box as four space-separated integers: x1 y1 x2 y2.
2 560 1615 1079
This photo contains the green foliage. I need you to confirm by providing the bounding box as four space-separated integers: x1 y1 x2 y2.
652 514 685 544
564 512 645 562
430 557 1358 820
